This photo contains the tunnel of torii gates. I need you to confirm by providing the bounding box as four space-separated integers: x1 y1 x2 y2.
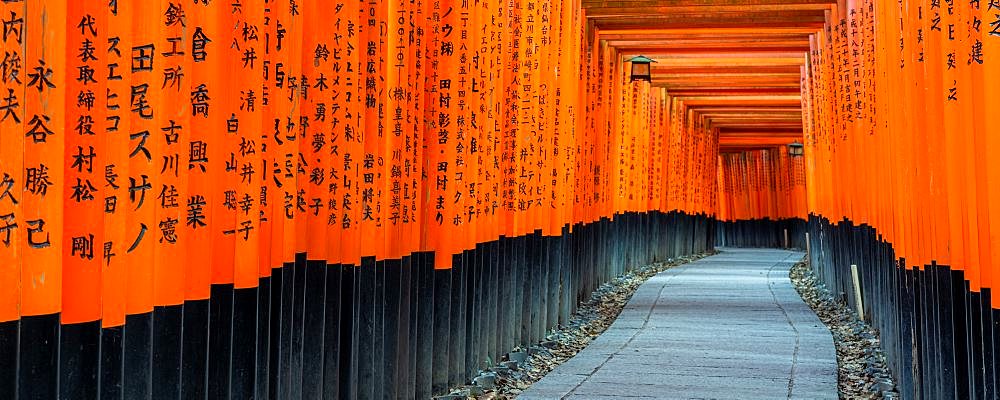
0 0 998 398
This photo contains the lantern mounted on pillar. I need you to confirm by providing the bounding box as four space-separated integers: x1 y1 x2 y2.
787 141 805 157
626 55 656 82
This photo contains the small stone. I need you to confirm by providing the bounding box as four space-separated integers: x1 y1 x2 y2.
473 373 498 390
508 350 528 364
500 360 519 371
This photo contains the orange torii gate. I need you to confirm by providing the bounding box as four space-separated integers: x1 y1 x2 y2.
1 0 998 398
0 0 719 398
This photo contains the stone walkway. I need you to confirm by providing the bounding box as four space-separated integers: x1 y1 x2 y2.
519 248 838 400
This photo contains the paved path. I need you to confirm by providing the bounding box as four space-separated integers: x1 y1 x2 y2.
519 248 838 400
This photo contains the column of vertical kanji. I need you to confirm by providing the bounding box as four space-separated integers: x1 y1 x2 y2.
95 5 130 400
571 4 582 226
119 0 160 397
301 0 328 262
530 0 545 235
657 92 668 215
557 0 570 226
19 0 65 317
871 0 890 245
300 0 339 255
0 0 24 396
576 27 590 226
454 0 474 255
476 0 491 250
983 0 1000 308
637 82 647 214
587 31 596 222
857 0 873 227
516 0 534 237
62 0 105 324
937 0 971 275
321 0 345 268
357 0 376 262
566 0 581 229
420 0 439 262
229 0 262 283
387 0 405 260
296 1 330 397
594 34 603 222
499 0 515 241
801 58 815 219
408 0 424 259
590 33 601 222
472 0 489 246
821 22 837 223
882 0 901 260
812 28 827 220
687 108 699 216
432 0 457 267
612 56 624 217
954 0 985 292
183 0 217 315
573 34 585 226
593 30 604 223
17 2 63 396
647 85 656 214
237 0 267 396
906 0 930 270
388 0 412 392
204 3 238 398
806 34 822 219
546 0 561 236
610 47 619 219
481 0 497 244
827 7 842 223
966 0 992 299
256 13 281 370
624 70 633 214
826 8 843 223
253 0 272 288
678 104 688 215
150 1 192 396
918 0 951 267
278 1 304 270
253 2 277 398
59 1 106 397
177 2 216 399
264 13 295 397
534 0 550 238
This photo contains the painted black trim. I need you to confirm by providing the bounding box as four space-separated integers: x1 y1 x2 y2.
1 211 716 398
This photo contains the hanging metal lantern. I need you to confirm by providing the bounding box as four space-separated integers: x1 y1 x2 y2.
787 141 804 157
626 55 655 82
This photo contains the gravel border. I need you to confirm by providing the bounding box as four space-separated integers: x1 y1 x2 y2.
437 251 717 400
789 260 900 399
